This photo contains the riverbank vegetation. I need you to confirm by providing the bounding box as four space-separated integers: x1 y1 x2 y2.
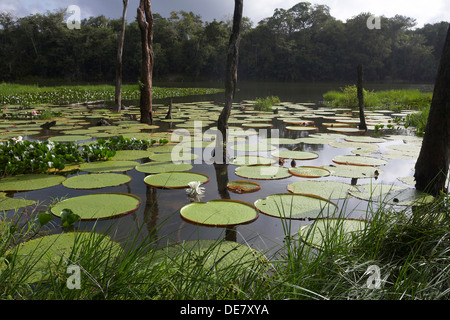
0 192 448 300
0 3 447 84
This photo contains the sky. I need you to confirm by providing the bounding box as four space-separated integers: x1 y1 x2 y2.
1 0 449 28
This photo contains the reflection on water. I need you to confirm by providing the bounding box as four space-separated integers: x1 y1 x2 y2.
5 81 430 253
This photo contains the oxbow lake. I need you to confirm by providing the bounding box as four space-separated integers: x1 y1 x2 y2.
2 81 435 252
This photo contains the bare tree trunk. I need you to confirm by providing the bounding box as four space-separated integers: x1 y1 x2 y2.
114 0 128 113
215 0 243 164
137 0 154 124
414 24 450 196
165 98 173 119
357 64 367 131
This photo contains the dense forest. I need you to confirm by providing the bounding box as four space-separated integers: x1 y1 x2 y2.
0 2 448 84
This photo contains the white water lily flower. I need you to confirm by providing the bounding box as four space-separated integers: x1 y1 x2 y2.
12 136 23 143
186 181 206 202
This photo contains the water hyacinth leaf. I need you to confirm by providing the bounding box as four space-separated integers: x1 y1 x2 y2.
180 200 259 226
38 211 54 226
287 180 357 199
144 172 209 189
227 180 261 193
288 166 331 178
135 162 193 174
51 193 141 220
272 150 319 160
0 192 36 211
235 165 292 180
300 218 368 249
0 174 66 192
62 173 131 189
60 208 81 227
254 193 337 220
349 183 434 206
332 155 387 167
324 165 382 179
79 160 139 173
1 232 122 283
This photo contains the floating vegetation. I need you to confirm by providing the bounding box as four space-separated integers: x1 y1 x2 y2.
135 162 193 174
227 180 261 193
143 172 209 189
272 150 319 160
0 174 66 192
288 166 331 178
235 165 292 180
62 173 132 190
332 155 387 167
0 192 36 211
287 180 357 199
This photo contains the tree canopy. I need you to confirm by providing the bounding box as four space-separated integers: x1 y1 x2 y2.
0 2 447 83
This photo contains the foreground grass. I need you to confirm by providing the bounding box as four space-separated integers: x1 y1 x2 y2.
1 192 449 300
0 83 224 106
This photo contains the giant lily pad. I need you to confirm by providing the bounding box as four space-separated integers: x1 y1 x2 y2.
254 193 337 220
235 165 292 180
180 199 259 226
1 232 122 283
300 218 368 249
135 162 193 174
62 173 131 189
324 165 382 179
349 183 434 206
231 143 277 152
0 174 66 192
149 152 198 163
227 180 261 193
111 150 154 161
230 155 277 166
289 166 330 178
144 171 209 189
79 160 139 173
0 193 36 211
272 150 319 160
287 180 357 199
51 193 141 220
48 135 92 143
332 155 387 167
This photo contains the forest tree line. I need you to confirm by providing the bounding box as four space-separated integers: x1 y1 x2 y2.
0 2 448 84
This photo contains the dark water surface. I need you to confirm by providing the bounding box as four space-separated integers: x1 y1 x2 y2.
8 81 432 253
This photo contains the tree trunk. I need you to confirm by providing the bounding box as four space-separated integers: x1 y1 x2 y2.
165 98 173 119
137 0 154 124
114 0 128 113
414 24 450 196
215 0 243 164
357 64 367 131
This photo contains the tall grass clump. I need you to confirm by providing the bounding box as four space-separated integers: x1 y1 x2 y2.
253 96 281 111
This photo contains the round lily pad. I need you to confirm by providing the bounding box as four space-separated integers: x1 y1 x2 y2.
227 180 261 193
344 136 386 143
111 150 154 161
326 127 365 133
149 152 198 163
254 193 337 220
135 162 193 174
62 173 131 189
0 174 66 192
286 126 319 132
272 150 319 160
235 165 292 180
79 160 139 173
0 193 36 211
144 171 209 189
51 193 141 220
2 232 122 283
300 218 368 249
230 155 277 166
289 166 331 178
231 143 277 152
349 183 434 206
180 199 259 227
242 123 273 128
332 155 387 167
48 135 92 143
324 165 382 179
287 180 357 199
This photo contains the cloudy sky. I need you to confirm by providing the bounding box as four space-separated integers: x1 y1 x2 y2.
1 0 449 27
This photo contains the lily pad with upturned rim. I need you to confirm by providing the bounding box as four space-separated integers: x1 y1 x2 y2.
235 165 292 180
111 150 154 161
79 160 139 173
0 174 66 192
324 165 382 179
0 193 36 211
48 135 92 143
135 162 193 174
254 193 337 220
332 155 387 167
230 155 277 166
287 180 357 199
288 166 331 178
1 232 122 283
180 199 259 227
272 150 319 160
227 180 261 193
62 173 132 189
143 171 209 189
50 193 141 220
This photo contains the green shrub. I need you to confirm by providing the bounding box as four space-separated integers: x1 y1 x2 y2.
253 96 281 111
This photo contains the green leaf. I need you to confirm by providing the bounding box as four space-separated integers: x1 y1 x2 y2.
38 211 54 226
60 208 81 227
